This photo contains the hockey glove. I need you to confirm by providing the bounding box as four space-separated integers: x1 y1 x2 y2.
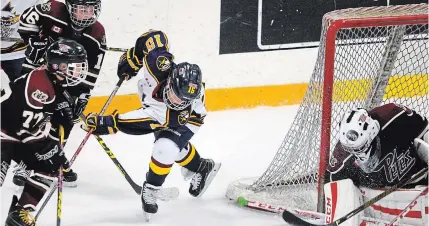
117 48 141 81
25 36 48 65
83 111 119 135
55 101 79 125
74 93 90 119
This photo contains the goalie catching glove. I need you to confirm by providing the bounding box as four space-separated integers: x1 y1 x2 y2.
82 111 119 135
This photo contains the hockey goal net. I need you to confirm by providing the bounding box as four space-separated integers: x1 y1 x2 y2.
226 3 428 212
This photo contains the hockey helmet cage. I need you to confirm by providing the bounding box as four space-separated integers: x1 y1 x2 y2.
66 0 101 28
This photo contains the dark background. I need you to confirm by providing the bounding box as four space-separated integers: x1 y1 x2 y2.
219 0 427 54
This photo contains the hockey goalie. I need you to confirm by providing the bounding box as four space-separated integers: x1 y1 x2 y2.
325 103 428 225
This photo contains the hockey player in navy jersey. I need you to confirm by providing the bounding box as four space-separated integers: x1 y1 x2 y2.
82 30 221 220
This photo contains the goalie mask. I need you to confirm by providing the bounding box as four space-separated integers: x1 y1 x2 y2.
66 0 101 29
46 39 88 87
163 62 202 111
339 108 381 173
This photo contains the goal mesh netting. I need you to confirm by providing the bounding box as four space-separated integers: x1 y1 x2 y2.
226 3 428 212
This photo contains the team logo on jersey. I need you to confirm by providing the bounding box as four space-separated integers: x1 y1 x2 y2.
31 90 49 103
156 56 171 71
374 148 416 183
178 110 189 125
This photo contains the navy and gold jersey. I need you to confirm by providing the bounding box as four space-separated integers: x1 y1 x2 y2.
114 30 207 136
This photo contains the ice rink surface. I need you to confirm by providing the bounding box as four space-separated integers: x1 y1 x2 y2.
1 105 300 226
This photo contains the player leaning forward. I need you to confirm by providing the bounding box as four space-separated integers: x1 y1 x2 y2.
325 103 428 225
82 30 221 218
1 39 88 226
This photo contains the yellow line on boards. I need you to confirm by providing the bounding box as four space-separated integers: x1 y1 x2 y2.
83 74 428 114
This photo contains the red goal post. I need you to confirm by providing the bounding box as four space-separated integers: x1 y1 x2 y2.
226 3 428 213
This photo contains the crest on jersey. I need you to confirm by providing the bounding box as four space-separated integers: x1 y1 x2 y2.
31 89 49 103
156 56 171 71
178 110 189 125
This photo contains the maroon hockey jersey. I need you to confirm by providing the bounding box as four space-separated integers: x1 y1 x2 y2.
1 67 56 143
326 103 428 188
18 0 106 90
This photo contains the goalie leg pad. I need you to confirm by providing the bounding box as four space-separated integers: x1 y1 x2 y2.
324 179 363 226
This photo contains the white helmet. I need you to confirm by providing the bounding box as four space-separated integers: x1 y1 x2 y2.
339 108 382 173
339 108 380 154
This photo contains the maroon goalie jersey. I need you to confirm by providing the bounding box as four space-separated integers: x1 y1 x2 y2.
326 103 428 188
18 0 106 90
1 67 56 143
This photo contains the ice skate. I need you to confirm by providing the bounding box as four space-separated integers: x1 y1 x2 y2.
12 169 31 187
5 205 36 226
62 168 78 188
141 181 160 222
189 158 221 198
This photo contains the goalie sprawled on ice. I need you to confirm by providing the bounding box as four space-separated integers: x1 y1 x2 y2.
325 103 428 225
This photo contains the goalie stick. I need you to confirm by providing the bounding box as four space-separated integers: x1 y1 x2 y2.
1 37 128 52
35 78 125 220
282 167 428 226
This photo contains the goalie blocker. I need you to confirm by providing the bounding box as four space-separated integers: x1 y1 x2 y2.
324 103 428 225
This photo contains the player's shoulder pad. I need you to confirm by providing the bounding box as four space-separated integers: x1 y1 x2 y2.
87 21 106 47
34 1 68 23
369 103 412 128
25 68 56 109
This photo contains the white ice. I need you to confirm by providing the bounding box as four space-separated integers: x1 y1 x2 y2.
1 105 299 226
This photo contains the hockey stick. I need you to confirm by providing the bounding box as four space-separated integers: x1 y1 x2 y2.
1 37 127 52
233 196 326 223
56 125 65 226
387 186 428 226
282 167 428 226
62 91 142 194
35 78 125 220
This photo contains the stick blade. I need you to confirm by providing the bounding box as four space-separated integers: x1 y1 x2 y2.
282 210 322 226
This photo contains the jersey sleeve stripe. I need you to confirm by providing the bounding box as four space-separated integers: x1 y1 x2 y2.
18 25 39 32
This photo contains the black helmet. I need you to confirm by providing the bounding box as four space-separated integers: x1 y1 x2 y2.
65 0 101 29
163 62 202 111
46 39 88 86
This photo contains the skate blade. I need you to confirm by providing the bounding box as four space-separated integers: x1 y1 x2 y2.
144 212 152 222
196 162 221 198
63 181 77 188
